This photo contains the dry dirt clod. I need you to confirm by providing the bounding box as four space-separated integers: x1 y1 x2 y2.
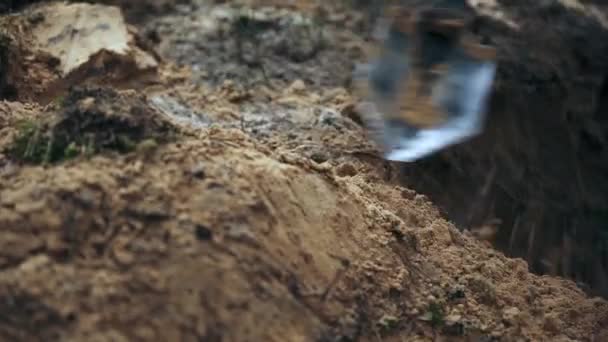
502 306 521 324
0 1 159 104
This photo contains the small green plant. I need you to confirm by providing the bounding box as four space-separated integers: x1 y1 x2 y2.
136 138 158 153
63 141 79 159
115 134 136 153
8 119 79 164
422 302 445 328
7 118 140 165
53 95 65 107
9 119 51 163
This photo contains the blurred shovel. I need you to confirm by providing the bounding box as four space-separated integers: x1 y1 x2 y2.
353 3 497 162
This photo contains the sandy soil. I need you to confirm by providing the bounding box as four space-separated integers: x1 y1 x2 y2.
0 0 608 341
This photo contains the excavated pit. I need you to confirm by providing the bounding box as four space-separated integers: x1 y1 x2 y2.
398 0 608 297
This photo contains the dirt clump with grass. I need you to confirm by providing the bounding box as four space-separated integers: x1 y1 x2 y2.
5 87 175 164
0 0 608 341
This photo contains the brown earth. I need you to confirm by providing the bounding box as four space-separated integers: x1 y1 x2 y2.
1 0 608 341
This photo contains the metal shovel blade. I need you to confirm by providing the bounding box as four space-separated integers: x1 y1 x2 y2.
354 5 497 162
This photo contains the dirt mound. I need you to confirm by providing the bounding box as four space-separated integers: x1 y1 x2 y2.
2 87 607 340
0 0 607 341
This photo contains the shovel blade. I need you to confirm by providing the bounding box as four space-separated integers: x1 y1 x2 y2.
354 5 497 162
